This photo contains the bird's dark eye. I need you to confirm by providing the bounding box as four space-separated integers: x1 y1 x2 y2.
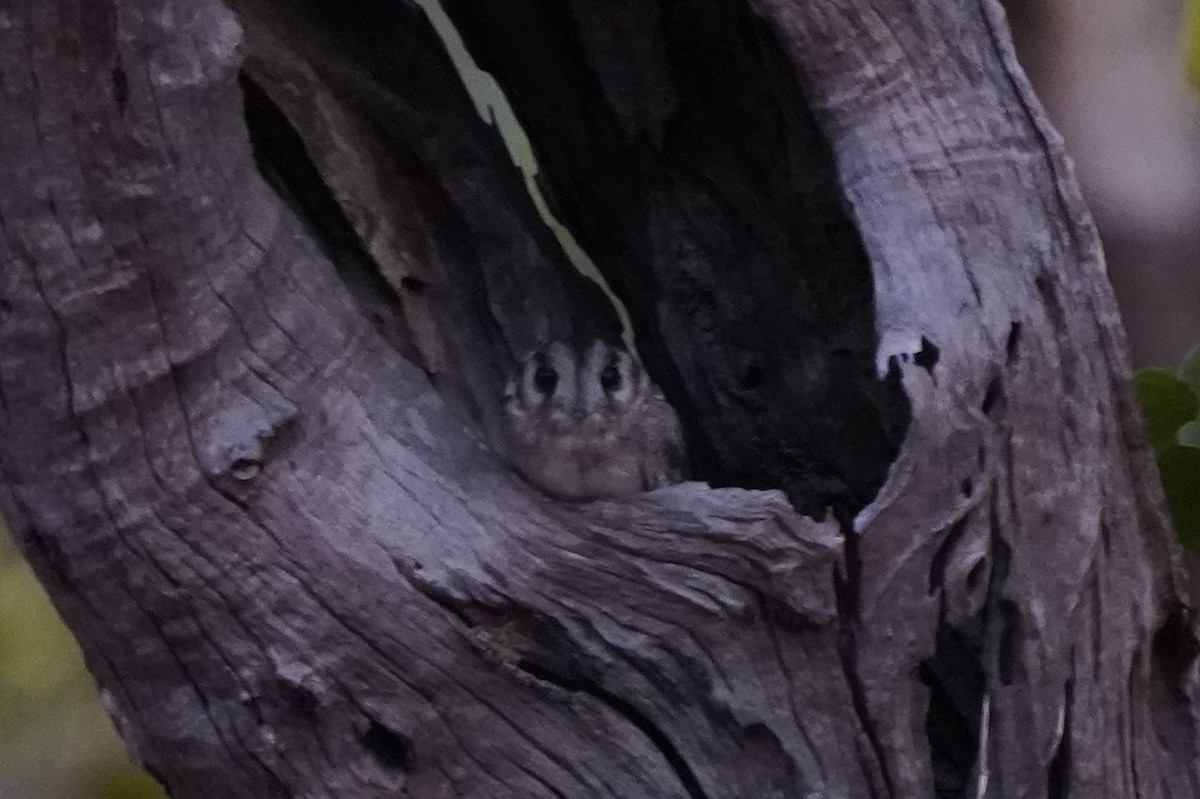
533 363 558 395
600 363 621 392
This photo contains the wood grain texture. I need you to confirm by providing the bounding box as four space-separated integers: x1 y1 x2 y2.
0 0 1195 797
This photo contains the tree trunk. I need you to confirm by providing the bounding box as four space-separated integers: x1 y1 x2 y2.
0 0 1195 797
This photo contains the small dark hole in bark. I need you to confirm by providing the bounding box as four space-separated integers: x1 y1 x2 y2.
363 719 412 771
981 376 1003 415
1035 273 1066 334
1006 321 1022 364
1152 604 1200 678
960 477 973 497
111 66 129 108
282 682 320 720
1034 273 1052 295
400 275 428 294
914 336 940 373
229 458 261 481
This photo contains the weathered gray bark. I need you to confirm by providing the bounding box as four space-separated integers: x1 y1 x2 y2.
0 0 1195 798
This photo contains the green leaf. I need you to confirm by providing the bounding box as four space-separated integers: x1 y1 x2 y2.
1179 420 1200 449
1178 342 1200 398
1134 368 1200 453
1159 445 1200 553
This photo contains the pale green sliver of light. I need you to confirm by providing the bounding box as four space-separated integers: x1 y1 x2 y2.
413 0 638 357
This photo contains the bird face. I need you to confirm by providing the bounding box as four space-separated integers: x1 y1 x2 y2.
506 339 644 434
501 336 686 500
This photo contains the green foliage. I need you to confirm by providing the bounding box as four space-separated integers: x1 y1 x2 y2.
1185 0 1200 91
94 766 167 799
1133 368 1198 451
1158 446 1200 553
0 528 166 799
1135 344 1200 552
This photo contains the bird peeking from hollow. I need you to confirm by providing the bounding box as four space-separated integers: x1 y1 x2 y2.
502 338 687 501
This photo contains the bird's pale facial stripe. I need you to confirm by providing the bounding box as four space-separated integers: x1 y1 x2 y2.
583 340 638 410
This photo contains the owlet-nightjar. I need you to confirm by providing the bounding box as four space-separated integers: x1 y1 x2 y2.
502 338 687 501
